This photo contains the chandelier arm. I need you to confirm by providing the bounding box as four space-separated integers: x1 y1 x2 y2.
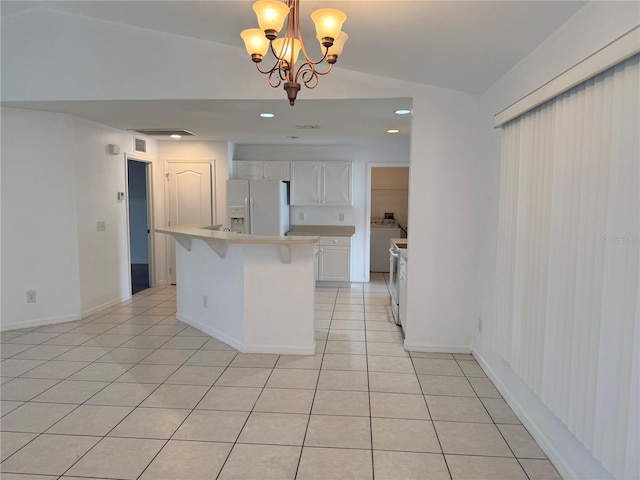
294 0 330 68
267 69 284 88
297 64 320 89
255 57 281 75
294 61 333 85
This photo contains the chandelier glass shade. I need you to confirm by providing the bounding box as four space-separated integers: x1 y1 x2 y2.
240 0 348 106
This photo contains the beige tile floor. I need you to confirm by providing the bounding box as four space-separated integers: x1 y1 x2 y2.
0 273 562 479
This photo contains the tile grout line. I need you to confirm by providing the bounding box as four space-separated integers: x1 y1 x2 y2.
292 286 335 479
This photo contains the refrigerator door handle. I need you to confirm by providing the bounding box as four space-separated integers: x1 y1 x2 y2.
249 198 255 235
244 197 251 234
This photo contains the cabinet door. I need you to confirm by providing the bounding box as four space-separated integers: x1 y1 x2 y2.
291 162 321 205
318 246 350 281
263 161 290 181
322 162 352 205
235 161 263 180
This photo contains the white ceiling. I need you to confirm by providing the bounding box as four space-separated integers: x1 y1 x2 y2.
1 0 586 144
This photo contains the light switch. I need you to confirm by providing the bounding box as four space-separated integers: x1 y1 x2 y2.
97 220 106 232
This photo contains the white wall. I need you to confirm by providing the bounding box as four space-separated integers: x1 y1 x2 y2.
233 142 410 282
404 86 481 353
0 107 161 328
474 3 640 479
72 117 142 314
1 108 82 329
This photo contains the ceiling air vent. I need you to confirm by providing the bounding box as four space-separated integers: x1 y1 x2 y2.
295 124 320 130
131 129 197 137
134 137 147 153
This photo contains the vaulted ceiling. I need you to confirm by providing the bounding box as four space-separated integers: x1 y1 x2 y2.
1 1 587 144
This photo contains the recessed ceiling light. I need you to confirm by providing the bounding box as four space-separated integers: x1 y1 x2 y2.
395 109 411 115
387 129 400 134
170 134 182 139
259 112 275 118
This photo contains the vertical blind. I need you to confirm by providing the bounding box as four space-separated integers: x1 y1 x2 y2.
495 55 639 479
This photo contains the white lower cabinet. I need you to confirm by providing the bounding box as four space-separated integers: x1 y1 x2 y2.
316 236 351 284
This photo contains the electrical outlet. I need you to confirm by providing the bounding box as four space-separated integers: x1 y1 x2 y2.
298 212 305 221
339 213 345 221
203 295 208 308
26 290 37 303
478 317 483 333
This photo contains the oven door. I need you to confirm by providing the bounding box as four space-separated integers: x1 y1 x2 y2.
389 247 400 324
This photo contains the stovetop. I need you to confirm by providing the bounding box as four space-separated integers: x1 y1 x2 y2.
371 218 398 226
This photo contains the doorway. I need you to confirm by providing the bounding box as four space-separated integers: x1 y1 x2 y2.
366 163 410 280
127 159 152 294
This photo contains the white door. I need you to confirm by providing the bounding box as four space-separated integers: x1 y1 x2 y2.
167 162 213 284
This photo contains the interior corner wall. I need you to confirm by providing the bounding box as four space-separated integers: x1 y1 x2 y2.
0 107 163 329
474 3 640 479
403 86 481 353
1 107 82 329
72 116 143 315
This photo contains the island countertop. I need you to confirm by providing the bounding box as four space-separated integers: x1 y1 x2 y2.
157 224 320 245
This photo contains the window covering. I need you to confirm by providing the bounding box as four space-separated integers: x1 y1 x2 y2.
495 55 639 479
494 26 639 128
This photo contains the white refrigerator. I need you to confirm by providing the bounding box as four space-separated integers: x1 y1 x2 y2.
226 179 290 235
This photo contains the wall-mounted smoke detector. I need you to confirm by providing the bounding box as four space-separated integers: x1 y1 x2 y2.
130 129 197 138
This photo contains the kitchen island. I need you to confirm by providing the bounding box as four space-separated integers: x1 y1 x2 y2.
156 225 319 355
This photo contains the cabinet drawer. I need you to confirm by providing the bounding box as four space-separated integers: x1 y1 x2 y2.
318 236 351 246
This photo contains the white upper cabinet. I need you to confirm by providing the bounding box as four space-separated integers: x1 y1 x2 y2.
322 162 352 205
234 161 290 181
263 161 290 181
291 162 322 205
291 161 351 206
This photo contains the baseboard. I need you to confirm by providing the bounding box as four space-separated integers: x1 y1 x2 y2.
177 312 315 355
316 281 351 288
472 347 597 480
241 342 316 355
82 295 131 318
176 312 243 351
1 313 82 332
403 341 472 354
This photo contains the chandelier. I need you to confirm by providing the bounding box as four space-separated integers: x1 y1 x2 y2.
241 0 348 106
